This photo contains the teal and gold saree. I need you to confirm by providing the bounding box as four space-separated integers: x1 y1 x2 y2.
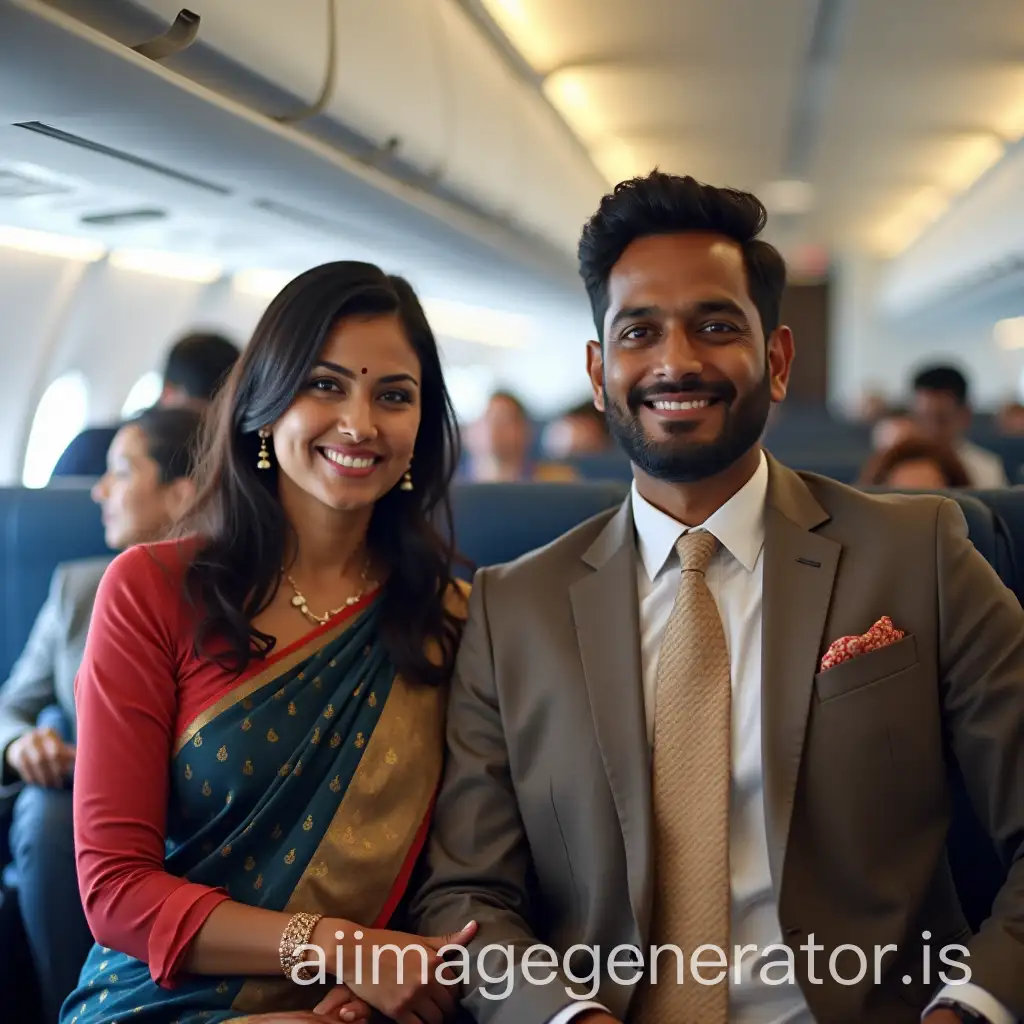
64 588 458 1023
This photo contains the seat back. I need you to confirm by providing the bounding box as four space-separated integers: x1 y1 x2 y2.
445 481 628 572
0 486 109 681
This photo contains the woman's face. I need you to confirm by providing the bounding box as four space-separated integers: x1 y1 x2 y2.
885 458 950 490
91 425 191 549
270 312 422 513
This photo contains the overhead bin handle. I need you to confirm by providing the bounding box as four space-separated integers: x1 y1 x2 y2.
132 8 201 61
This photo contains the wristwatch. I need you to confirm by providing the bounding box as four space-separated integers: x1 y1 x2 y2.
930 1001 989 1023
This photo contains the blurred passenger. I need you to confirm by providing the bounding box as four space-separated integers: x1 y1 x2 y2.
0 406 202 1023
911 364 1007 487
51 330 240 479
871 407 918 451
59 262 475 1024
853 388 888 424
860 437 971 489
996 401 1024 436
541 400 611 458
467 390 575 480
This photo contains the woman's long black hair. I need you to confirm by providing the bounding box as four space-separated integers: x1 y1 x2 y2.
178 261 464 687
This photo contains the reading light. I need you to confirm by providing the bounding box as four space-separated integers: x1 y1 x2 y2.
108 248 222 282
0 225 105 261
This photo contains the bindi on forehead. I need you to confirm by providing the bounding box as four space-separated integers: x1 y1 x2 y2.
361 367 368 374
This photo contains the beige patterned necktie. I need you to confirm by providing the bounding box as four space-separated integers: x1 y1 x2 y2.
633 529 731 1024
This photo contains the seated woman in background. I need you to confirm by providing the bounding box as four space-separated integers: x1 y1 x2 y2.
860 435 972 489
61 263 475 1024
0 406 202 1024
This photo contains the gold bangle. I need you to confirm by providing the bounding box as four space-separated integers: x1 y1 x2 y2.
279 912 323 981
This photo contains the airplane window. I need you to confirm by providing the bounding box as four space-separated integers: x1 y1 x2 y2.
121 370 163 418
21 372 89 488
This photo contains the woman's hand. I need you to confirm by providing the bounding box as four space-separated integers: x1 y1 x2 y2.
318 919 478 1024
312 984 372 1021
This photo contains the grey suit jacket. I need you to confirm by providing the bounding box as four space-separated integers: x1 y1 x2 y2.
0 556 111 793
412 454 1024 1024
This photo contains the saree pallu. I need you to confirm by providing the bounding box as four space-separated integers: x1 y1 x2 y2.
63 592 449 1024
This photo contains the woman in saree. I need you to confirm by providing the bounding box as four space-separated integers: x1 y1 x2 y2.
61 263 476 1024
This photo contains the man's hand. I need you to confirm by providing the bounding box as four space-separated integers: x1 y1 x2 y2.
922 1011 962 1024
5 726 75 787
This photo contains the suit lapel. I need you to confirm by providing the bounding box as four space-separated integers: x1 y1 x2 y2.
569 497 651 938
761 455 841 890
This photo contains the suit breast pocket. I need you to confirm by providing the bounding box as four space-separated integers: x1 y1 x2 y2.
814 634 919 702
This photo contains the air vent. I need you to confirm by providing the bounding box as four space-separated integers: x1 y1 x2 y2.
0 167 73 199
14 122 231 196
80 208 167 226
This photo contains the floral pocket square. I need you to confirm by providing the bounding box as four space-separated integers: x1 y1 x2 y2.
819 616 905 672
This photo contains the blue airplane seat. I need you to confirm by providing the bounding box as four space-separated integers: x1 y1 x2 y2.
0 486 109 681
444 480 628 575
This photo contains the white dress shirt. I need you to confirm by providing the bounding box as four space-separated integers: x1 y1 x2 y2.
546 449 1010 1024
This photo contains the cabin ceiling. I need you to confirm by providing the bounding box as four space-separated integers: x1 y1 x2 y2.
475 0 1024 269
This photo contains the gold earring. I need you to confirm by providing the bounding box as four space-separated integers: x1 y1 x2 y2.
257 429 272 470
400 462 413 491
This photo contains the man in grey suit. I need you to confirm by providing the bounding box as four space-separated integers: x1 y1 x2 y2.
0 558 108 793
0 556 109 1023
413 173 1024 1024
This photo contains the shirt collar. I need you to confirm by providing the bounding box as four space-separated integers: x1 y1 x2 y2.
632 449 768 581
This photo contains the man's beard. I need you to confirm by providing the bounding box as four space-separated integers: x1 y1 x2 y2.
604 370 771 483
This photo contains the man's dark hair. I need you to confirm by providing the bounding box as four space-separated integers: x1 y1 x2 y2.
163 331 241 401
912 365 969 407
577 170 787 341
489 390 528 419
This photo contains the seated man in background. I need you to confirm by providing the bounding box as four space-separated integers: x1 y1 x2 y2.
50 330 239 479
542 400 613 458
911 364 1007 488
466 389 576 481
860 436 972 490
0 407 201 1024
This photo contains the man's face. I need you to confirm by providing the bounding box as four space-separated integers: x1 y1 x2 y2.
913 389 967 447
587 232 792 483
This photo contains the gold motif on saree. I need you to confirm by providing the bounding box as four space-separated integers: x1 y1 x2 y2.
323 704 335 719
244 856 255 871
288 702 297 716
201 780 211 797
221 845 232 857
330 733 341 748
311 727 320 745
193 734 202 748
385 748 398 765
253 874 263 890
284 849 296 865
303 815 313 831
354 732 365 748
217 745 228 762
184 764 192 780
267 728 278 743
243 759 254 776
329 775 341 793
279 763 291 777
241 717 251 732
293 760 303 776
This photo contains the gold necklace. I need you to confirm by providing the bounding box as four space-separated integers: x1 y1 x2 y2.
284 559 374 626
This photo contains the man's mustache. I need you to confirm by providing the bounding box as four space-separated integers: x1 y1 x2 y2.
626 377 736 411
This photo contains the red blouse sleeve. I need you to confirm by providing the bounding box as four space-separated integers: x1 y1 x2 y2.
72 544 230 987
